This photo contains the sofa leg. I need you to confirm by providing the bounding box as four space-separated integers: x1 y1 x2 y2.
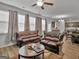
57 45 59 54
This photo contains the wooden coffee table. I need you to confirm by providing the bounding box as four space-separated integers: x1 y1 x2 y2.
19 43 45 59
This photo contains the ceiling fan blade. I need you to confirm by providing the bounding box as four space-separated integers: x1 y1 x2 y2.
41 6 44 10
32 3 37 6
44 2 53 6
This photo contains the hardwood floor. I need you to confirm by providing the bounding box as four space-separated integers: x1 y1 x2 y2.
0 36 79 59
62 36 79 59
0 45 18 59
0 45 62 59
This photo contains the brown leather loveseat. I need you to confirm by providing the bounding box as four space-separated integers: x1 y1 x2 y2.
16 31 40 47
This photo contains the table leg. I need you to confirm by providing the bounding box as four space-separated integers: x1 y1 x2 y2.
34 56 36 59
18 54 20 59
42 51 44 59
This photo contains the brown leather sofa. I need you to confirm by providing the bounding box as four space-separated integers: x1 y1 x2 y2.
71 34 79 44
16 31 40 47
41 32 64 54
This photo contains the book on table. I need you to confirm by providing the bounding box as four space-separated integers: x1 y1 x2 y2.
32 44 44 53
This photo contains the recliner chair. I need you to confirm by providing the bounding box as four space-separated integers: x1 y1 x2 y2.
41 32 64 54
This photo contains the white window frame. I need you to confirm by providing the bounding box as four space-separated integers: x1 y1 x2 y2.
47 23 51 32
18 14 25 31
29 16 36 31
42 19 45 31
0 10 9 33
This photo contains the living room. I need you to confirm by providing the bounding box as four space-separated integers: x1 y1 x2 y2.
0 0 79 59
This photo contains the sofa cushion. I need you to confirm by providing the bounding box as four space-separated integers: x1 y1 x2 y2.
22 36 40 42
47 41 57 46
44 30 60 38
41 40 49 43
16 32 29 37
16 31 38 39
20 34 38 39
45 36 59 42
41 40 57 46
29 32 37 35
45 35 59 38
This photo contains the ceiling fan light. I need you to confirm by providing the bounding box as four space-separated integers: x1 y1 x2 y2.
37 1 43 6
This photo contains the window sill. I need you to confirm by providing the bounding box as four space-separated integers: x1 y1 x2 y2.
0 33 8 35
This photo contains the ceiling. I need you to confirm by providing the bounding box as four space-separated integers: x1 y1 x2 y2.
0 0 79 19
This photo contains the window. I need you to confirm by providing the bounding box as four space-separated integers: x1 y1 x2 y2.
47 23 51 32
0 10 9 33
18 14 25 31
42 19 45 31
29 17 36 31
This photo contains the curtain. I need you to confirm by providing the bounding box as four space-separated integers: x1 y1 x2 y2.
12 11 18 40
24 14 29 31
45 19 47 32
8 10 18 41
36 17 42 35
8 10 14 41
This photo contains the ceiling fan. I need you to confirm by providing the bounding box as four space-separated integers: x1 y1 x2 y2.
32 0 54 10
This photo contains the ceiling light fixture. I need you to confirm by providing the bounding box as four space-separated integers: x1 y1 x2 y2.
37 0 43 6
53 15 70 19
32 0 53 10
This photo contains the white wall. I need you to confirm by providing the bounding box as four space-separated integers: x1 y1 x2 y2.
46 19 65 33
46 19 55 32
65 19 79 22
58 20 65 33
